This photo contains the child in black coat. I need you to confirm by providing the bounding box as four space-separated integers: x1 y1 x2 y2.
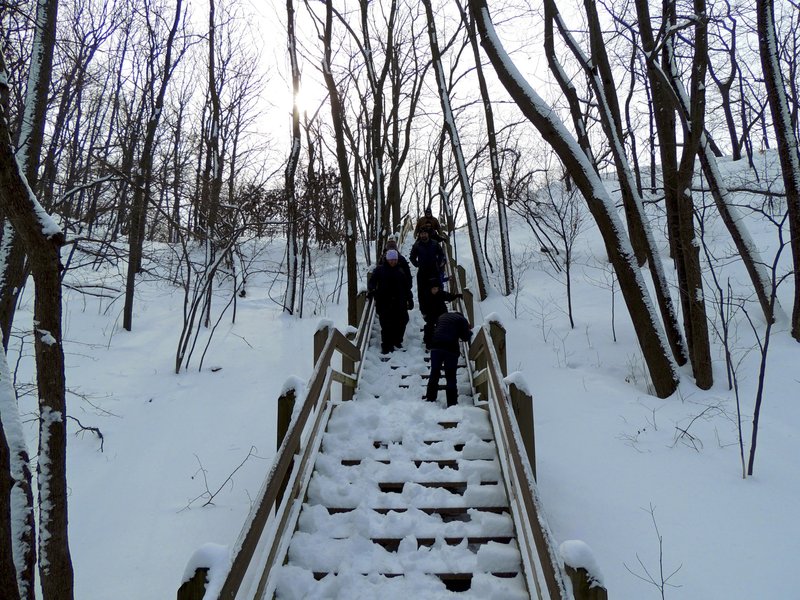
422 277 462 349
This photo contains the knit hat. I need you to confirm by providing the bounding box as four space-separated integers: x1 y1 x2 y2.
386 249 399 260
384 239 398 251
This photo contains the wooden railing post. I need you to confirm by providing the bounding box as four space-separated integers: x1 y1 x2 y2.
276 388 297 507
342 330 357 402
176 567 208 600
488 320 507 376
462 288 474 326
472 332 489 403
565 566 608 600
356 290 367 325
509 382 536 479
314 323 332 365
456 264 467 291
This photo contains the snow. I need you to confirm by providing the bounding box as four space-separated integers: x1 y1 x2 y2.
3 150 799 599
180 542 229 596
559 540 603 585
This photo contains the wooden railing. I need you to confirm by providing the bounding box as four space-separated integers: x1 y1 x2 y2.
177 309 371 600
469 323 568 599
441 236 606 599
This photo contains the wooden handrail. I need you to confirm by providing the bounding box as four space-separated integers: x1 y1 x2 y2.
178 325 362 600
469 325 571 600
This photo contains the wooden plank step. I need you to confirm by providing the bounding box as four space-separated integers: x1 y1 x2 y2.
325 506 509 517
377 481 499 494
339 458 494 468
371 440 493 449
311 572 520 590
371 536 514 551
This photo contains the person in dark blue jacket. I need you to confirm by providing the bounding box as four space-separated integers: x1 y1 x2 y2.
426 311 472 406
368 249 414 354
422 277 462 349
410 228 445 318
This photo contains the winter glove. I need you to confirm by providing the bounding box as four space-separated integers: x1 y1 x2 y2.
407 298 414 310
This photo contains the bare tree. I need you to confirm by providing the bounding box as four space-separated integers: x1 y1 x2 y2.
423 0 488 300
470 0 679 398
122 0 186 332
757 0 800 341
0 46 73 600
0 0 59 351
0 404 17 599
283 0 302 315
458 1 513 295
320 0 359 325
544 0 688 367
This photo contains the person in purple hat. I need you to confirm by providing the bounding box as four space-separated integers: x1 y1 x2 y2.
367 249 414 354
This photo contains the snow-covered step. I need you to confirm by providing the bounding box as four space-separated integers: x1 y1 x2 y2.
273 304 529 598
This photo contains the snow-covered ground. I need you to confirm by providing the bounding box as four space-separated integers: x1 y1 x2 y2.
7 152 800 598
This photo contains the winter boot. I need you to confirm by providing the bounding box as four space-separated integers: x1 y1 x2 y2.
446 387 458 407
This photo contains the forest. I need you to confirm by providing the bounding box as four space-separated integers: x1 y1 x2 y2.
1 0 799 598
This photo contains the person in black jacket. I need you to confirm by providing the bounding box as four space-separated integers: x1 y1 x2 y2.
378 237 411 279
410 228 445 318
423 277 462 349
368 249 414 354
414 207 444 241
426 311 472 406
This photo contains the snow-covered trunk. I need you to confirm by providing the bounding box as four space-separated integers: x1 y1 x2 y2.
543 6 595 166
122 0 183 332
462 5 513 295
548 0 687 366
0 50 73 599
0 407 17 596
358 0 396 260
202 0 225 329
283 0 302 316
0 345 35 600
0 0 58 351
757 0 800 340
665 0 713 389
470 0 678 398
386 39 426 236
322 0 359 326
697 138 783 323
423 0 488 300
581 0 649 266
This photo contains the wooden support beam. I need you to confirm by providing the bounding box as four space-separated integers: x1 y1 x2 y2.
488 320 507 377
509 382 535 479
462 288 474 327
566 565 608 600
176 567 208 600
276 388 297 507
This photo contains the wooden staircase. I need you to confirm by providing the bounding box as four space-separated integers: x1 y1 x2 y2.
176 233 602 599
269 309 529 598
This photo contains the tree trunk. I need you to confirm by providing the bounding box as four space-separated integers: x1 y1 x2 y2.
423 0 488 300
322 0 359 326
547 0 687 366
122 0 184 332
461 3 513 295
664 0 713 388
757 0 800 340
0 407 19 599
0 54 73 600
0 0 58 350
0 344 35 600
283 0 302 315
470 0 678 398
